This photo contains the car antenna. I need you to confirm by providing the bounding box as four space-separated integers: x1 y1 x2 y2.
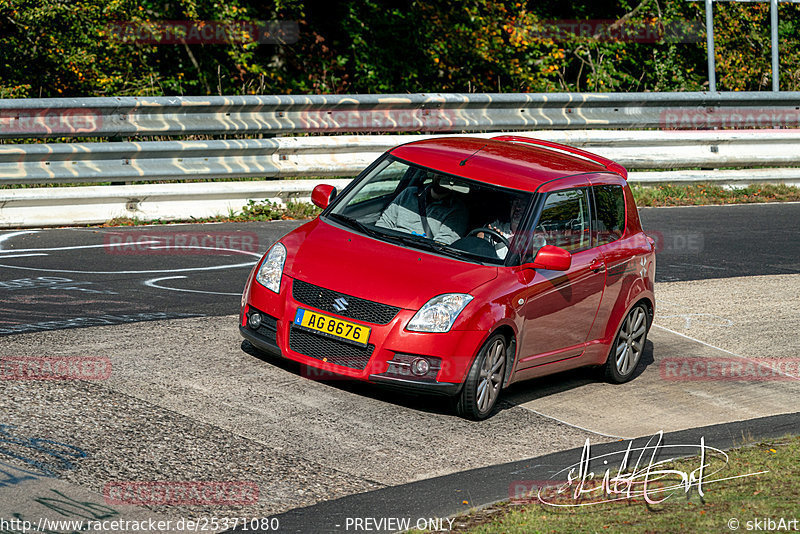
459 143 487 166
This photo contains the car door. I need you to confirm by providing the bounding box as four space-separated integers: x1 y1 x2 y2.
516 185 607 370
584 177 638 344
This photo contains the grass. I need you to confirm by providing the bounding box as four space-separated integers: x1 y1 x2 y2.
630 183 800 207
91 182 800 227
102 200 321 226
430 435 799 534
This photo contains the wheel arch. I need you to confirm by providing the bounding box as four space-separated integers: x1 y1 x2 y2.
603 280 655 343
635 296 655 330
489 324 517 389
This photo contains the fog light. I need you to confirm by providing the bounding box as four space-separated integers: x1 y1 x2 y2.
411 358 430 376
248 312 262 329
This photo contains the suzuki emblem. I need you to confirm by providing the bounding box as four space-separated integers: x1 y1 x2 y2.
332 297 349 312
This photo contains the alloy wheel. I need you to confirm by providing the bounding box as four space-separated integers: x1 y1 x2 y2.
614 305 647 376
476 338 506 413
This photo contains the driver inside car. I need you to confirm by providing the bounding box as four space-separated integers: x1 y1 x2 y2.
476 196 526 259
375 175 468 245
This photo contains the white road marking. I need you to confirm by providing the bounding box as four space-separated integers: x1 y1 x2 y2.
0 231 39 249
639 201 800 210
147 245 262 258
513 405 629 440
0 254 49 259
517 323 799 437
0 243 260 274
0 262 258 275
658 313 734 329
0 241 162 254
144 276 241 296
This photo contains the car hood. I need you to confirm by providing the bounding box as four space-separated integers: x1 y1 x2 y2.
282 218 498 310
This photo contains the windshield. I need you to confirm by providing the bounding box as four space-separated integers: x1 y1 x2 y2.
327 156 533 264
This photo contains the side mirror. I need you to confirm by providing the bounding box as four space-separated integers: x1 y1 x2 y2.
529 245 572 271
311 184 337 209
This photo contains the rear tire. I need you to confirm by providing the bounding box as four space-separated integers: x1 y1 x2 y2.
456 334 507 420
603 303 649 383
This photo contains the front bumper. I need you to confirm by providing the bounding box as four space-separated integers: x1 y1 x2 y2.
240 277 486 394
367 374 462 396
239 325 282 359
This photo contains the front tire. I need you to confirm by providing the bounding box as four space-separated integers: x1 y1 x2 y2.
603 303 649 383
456 334 507 420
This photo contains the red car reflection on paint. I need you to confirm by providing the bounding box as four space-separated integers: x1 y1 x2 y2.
240 136 655 420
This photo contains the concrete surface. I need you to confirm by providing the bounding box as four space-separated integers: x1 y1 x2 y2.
655 273 800 360
506 273 800 437
2 274 798 524
1 214 798 528
0 316 599 522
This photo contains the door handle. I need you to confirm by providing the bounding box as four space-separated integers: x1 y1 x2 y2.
590 259 606 273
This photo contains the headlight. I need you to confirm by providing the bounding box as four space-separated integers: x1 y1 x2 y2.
256 242 286 293
407 293 473 333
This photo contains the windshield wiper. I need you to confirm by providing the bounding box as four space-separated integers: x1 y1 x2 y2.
382 231 438 251
427 240 474 260
385 232 474 260
327 213 382 238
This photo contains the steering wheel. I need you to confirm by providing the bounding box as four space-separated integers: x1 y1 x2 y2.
467 227 511 249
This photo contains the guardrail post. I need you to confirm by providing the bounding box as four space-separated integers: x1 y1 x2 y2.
705 0 717 92
771 0 780 91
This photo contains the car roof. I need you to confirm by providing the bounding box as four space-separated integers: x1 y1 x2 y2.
389 136 611 191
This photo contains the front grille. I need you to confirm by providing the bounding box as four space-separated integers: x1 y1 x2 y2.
289 326 374 370
292 279 400 325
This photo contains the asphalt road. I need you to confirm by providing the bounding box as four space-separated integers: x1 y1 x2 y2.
0 202 797 336
1 203 798 532
638 202 800 282
0 222 297 335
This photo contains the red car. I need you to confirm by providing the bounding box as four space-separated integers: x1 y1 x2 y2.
240 135 655 419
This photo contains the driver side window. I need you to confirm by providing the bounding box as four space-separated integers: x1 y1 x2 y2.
534 188 592 254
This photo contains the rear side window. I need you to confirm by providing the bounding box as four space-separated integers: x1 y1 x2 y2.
534 188 592 253
593 185 625 245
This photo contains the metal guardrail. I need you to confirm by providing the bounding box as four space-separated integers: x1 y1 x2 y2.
3 129 800 227
2 91 800 226
3 168 800 228
2 91 800 138
2 130 800 185
0 179 354 228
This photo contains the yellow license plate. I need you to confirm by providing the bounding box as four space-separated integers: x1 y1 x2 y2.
293 308 371 347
